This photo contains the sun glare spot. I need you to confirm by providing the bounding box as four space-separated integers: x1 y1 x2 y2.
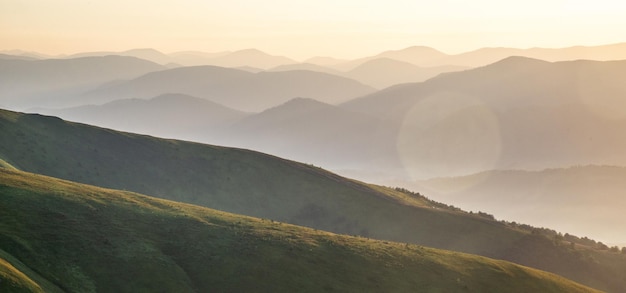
396 92 502 180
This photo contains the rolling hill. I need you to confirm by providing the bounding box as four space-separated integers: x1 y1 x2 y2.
0 168 599 292
216 97 403 178
269 59 465 89
332 46 450 71
77 65 375 112
33 93 249 141
439 42 626 67
1 108 625 292
67 48 176 65
0 53 37 61
200 48 297 69
268 63 342 75
344 58 466 89
33 97 403 181
0 56 166 110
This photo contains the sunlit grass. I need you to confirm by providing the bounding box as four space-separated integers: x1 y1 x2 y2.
0 168 600 292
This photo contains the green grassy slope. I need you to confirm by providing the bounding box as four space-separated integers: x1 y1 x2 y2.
0 158 17 171
0 257 43 293
0 109 510 251
0 168 599 293
0 248 65 293
1 109 625 292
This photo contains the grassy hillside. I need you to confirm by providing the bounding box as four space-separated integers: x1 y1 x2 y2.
1 109 625 292
0 256 43 293
0 168 599 292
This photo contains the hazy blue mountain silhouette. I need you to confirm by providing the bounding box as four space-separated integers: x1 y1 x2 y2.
78 65 375 112
35 93 249 141
0 56 165 110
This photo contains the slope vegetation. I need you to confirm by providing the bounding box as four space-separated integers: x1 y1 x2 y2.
0 168 599 293
1 109 625 292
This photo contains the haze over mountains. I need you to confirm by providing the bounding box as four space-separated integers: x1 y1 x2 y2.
3 42 626 291
22 65 374 112
3 42 626 101
401 165 626 245
36 55 626 179
0 56 165 109
343 57 626 178
342 58 467 89
35 93 249 141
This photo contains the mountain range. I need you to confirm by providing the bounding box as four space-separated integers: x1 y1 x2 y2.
0 56 165 110
33 93 249 141
4 42 626 95
33 56 626 184
342 56 626 178
52 65 375 111
324 42 626 69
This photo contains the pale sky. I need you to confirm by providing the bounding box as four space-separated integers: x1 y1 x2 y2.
2 0 626 60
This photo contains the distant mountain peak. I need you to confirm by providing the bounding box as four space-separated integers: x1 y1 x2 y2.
280 96 330 108
123 48 164 54
351 57 420 70
372 45 450 67
150 93 199 102
232 48 273 56
376 45 443 55
486 55 551 69
403 45 443 52
205 48 297 69
259 97 332 114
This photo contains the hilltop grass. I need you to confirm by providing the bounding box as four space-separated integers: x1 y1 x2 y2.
0 158 18 171
0 168 599 292
0 248 66 293
0 255 43 293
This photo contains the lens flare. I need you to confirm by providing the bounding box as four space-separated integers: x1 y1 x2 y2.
396 91 501 180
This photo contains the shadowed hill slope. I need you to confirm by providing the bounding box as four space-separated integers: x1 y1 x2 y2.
1 109 625 292
0 168 600 293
